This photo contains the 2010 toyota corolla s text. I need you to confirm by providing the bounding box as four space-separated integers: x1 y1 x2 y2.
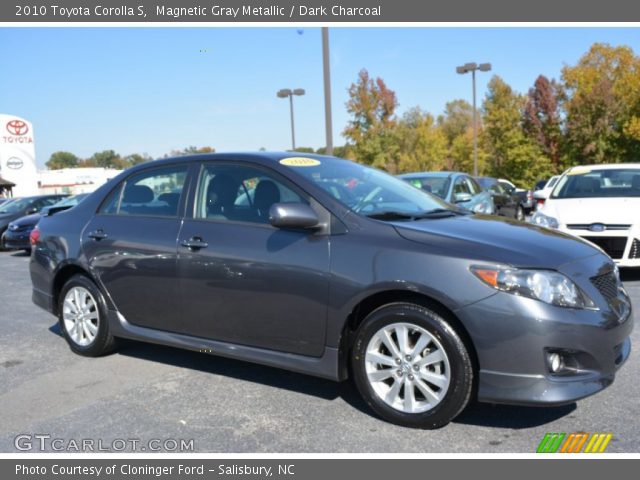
29 153 633 428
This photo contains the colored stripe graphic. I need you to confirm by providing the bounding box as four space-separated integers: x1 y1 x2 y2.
584 433 613 453
537 433 566 453
537 433 613 453
560 433 589 453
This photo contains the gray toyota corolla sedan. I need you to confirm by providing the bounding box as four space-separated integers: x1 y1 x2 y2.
29 153 633 429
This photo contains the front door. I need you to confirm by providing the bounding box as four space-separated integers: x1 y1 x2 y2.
177 161 330 357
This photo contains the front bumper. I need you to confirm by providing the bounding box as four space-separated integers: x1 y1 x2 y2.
1 229 31 250
455 254 633 406
558 225 640 268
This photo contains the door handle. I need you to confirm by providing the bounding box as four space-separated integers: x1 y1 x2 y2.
88 230 108 241
181 237 208 250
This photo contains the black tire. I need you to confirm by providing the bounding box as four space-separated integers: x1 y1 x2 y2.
516 206 525 221
351 302 473 429
58 274 117 357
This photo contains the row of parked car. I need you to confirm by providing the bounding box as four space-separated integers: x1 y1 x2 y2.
398 171 536 220
0 194 88 252
399 164 640 268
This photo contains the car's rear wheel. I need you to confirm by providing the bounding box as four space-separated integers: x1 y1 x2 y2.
59 274 117 356
351 302 473 429
516 206 525 221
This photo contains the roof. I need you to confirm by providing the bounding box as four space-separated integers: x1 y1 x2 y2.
0 176 16 187
120 151 338 175
567 163 640 171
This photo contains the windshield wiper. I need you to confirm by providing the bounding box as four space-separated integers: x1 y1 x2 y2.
365 211 420 220
365 208 465 221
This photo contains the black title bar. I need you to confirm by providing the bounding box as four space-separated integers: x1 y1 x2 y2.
3 0 640 22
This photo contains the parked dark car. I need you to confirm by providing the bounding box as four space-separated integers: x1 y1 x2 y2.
399 172 494 214
534 179 548 191
475 177 524 220
30 153 632 429
0 195 68 249
2 194 88 252
498 179 534 214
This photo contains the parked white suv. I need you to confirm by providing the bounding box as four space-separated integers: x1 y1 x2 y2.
532 164 640 267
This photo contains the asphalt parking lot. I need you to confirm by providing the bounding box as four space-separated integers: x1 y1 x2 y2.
1 250 638 453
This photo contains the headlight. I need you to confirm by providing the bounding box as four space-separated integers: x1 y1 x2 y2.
531 211 559 229
470 266 596 309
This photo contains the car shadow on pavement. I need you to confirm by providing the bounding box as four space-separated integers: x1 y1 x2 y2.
49 321 577 429
9 250 30 257
453 400 576 429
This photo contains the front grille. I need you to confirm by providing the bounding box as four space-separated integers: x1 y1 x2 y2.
582 236 627 259
590 271 619 303
567 224 631 231
631 238 640 259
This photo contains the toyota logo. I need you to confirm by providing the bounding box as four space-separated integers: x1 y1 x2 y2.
588 223 606 232
6 120 29 136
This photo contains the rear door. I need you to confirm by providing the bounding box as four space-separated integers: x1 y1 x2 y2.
176 161 330 357
81 164 192 331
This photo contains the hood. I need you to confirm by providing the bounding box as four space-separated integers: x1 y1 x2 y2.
543 197 640 225
10 213 41 228
0 212 21 228
392 214 601 268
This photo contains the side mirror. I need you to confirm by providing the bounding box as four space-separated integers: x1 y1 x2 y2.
269 203 320 230
454 192 473 203
26 207 39 215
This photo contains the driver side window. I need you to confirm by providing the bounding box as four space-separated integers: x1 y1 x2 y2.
196 164 307 225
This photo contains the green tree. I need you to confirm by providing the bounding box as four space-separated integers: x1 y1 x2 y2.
562 43 640 163
85 150 123 169
122 153 152 167
450 128 490 174
482 76 553 185
343 69 399 172
394 107 448 173
46 151 79 170
438 99 474 144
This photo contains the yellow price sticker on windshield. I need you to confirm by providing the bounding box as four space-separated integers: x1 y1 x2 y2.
279 157 321 167
567 167 592 175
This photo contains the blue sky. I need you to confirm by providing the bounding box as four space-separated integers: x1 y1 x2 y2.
1 27 639 167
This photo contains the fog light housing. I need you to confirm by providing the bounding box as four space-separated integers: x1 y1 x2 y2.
547 352 564 373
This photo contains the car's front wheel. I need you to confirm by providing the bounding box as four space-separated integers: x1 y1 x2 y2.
59 274 117 357
351 302 473 429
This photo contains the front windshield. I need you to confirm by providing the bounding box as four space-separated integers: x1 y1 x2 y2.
0 198 29 214
552 168 640 199
284 157 452 216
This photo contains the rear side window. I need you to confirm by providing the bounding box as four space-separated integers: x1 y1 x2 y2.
98 165 188 217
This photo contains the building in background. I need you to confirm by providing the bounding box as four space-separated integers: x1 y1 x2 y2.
37 168 123 195
0 113 39 197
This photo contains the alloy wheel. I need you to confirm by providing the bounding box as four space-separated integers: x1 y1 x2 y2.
365 322 451 414
62 286 100 346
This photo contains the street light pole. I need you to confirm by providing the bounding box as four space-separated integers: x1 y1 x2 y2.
472 68 477 178
456 62 491 177
277 88 305 151
322 27 333 156
288 93 296 150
